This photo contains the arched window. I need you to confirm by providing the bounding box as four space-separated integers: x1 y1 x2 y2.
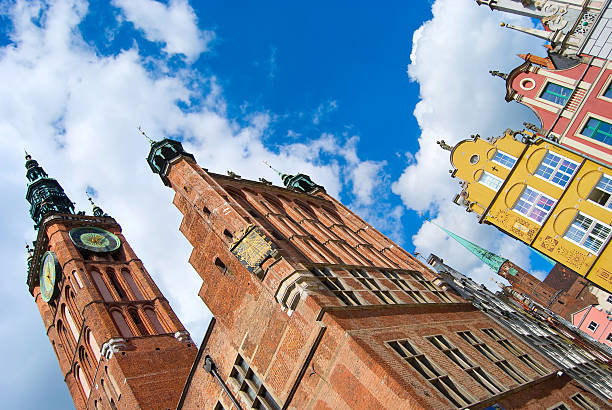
87 330 101 363
75 365 90 398
127 309 148 336
91 270 114 302
111 310 134 338
79 346 94 383
144 308 166 334
214 257 228 275
65 287 81 324
73 270 84 288
121 270 145 300
62 304 80 342
107 269 127 301
57 320 73 353
106 366 121 399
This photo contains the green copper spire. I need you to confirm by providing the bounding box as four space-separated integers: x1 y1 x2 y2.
430 221 515 275
263 161 324 194
25 152 74 229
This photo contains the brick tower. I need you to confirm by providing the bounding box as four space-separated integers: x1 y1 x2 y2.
25 153 197 409
148 138 607 409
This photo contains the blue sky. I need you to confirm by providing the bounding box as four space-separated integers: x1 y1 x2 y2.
0 0 551 408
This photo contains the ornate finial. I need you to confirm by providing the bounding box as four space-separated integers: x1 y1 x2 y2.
87 193 107 217
500 22 506 27
489 70 508 80
25 149 31 161
437 140 453 151
523 122 542 133
138 126 156 146
263 160 283 176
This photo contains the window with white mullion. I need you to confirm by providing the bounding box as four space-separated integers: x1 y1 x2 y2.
563 212 612 254
428 335 504 395
387 339 473 408
534 151 579 187
513 187 556 224
587 174 612 209
478 171 504 191
492 150 517 169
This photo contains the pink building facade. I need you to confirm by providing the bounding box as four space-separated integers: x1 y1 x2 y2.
572 305 612 347
502 55 612 166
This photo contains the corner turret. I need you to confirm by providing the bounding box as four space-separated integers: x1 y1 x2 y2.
264 161 325 194
146 138 195 187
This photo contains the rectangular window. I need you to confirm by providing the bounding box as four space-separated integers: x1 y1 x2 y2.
481 328 548 375
492 150 517 169
457 331 529 384
428 335 504 395
310 268 361 306
534 152 579 187
513 187 556 224
588 174 612 209
349 269 397 304
587 321 599 332
479 171 504 191
581 117 612 146
571 393 598 410
387 339 473 408
229 354 280 410
540 82 572 105
563 212 612 254
604 82 612 99
549 404 570 410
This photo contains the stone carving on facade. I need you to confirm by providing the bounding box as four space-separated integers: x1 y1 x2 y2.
174 331 193 343
541 235 558 252
275 270 321 316
574 11 597 35
101 337 127 359
536 1 569 31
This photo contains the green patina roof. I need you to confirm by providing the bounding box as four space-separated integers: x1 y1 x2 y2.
431 221 508 274
25 152 74 229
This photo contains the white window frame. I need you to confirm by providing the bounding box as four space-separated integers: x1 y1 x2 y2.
512 186 557 225
492 150 517 169
478 171 503 191
534 151 580 188
598 74 612 103
587 321 598 332
587 173 612 210
538 80 573 107
563 212 612 255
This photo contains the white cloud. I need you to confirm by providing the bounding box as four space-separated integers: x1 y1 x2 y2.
0 1 385 408
393 0 547 289
112 0 213 62
313 99 338 124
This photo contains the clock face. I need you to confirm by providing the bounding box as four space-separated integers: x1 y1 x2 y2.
69 227 121 253
40 251 61 303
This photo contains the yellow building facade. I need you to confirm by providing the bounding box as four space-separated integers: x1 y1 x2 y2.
449 130 612 292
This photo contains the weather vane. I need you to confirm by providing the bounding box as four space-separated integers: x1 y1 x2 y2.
138 126 155 145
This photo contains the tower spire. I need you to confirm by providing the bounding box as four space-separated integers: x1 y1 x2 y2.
87 193 108 217
429 220 511 275
500 22 556 42
24 152 74 229
263 161 324 194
